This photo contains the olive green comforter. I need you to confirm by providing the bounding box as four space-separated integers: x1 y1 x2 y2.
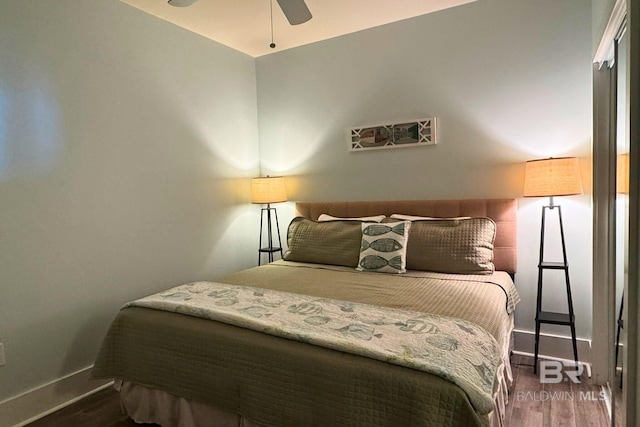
92 260 519 427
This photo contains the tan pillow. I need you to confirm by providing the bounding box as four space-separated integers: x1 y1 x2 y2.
283 217 363 267
403 217 496 274
318 214 385 222
389 214 471 221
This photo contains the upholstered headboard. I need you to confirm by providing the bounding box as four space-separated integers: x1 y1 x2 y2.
295 199 517 274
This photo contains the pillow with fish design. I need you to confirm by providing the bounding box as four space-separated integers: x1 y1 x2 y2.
357 221 411 274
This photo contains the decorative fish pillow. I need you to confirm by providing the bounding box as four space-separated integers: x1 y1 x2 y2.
357 221 411 274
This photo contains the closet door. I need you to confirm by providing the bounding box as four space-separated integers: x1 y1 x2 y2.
593 0 639 425
625 0 639 424
614 29 628 427
592 1 631 426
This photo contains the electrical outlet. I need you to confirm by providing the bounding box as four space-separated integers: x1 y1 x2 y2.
0 343 5 367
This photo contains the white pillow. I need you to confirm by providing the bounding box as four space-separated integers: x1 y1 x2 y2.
390 214 471 221
318 214 385 222
356 221 411 274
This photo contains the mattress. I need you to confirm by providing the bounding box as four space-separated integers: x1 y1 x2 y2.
92 260 519 427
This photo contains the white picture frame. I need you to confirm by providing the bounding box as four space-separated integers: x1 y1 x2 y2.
349 117 437 152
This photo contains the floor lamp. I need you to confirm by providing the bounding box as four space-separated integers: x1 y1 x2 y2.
523 157 583 374
251 176 287 265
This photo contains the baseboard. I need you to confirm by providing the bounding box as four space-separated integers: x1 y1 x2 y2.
512 329 591 364
0 366 113 427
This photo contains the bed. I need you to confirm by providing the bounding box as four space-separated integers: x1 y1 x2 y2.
92 198 519 427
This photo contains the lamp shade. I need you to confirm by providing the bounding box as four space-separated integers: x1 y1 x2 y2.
251 176 287 204
523 157 583 198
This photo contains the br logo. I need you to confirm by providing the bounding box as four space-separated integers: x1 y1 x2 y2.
539 360 583 384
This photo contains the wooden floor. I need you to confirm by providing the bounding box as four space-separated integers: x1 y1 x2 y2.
505 355 610 427
27 355 611 427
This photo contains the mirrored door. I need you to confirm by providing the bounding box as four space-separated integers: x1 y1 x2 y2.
614 28 628 427
592 2 630 425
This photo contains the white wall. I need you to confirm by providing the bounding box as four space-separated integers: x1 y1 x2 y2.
256 0 593 354
0 0 597 422
0 0 259 410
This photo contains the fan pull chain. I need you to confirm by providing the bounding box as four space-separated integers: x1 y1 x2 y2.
269 0 276 48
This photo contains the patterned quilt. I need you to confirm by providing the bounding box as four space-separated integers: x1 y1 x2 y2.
126 281 501 415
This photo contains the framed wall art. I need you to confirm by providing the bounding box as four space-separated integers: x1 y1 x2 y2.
349 117 437 152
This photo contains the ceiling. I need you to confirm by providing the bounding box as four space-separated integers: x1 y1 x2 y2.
120 0 477 57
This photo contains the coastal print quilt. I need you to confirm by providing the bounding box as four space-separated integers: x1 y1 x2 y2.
126 281 501 414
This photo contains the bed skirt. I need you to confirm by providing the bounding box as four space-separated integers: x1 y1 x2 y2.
117 372 508 427
116 380 261 427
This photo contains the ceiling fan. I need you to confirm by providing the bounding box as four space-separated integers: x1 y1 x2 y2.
167 0 312 25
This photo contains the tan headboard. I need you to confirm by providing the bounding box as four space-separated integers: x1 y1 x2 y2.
295 199 517 274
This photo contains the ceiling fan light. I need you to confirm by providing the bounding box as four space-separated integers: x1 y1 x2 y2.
168 0 199 7
276 0 312 25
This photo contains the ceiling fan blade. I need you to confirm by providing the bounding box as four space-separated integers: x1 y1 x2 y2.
167 0 199 7
276 0 312 25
